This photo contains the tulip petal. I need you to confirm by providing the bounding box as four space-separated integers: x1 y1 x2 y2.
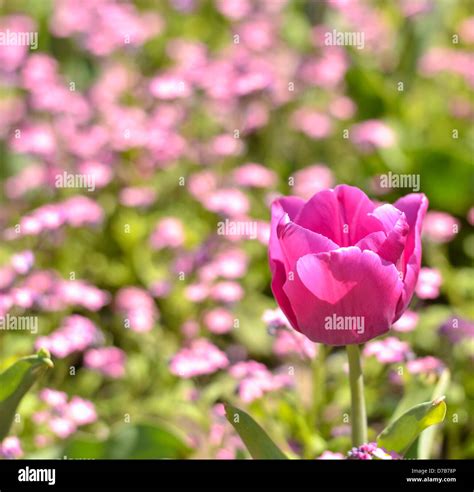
269 196 305 267
269 196 305 328
295 185 382 246
394 194 429 317
283 247 403 345
278 218 339 272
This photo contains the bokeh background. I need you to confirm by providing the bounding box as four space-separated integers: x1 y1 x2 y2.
0 0 472 459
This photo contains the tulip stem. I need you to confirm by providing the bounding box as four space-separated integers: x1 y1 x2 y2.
346 344 367 447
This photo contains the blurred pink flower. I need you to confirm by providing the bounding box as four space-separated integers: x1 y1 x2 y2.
84 347 126 378
204 188 250 217
407 356 444 375
232 163 277 188
300 47 348 89
0 436 23 459
363 337 412 364
203 307 235 334
423 211 460 243
351 120 396 151
0 15 35 72
216 0 252 20
392 310 419 333
273 329 317 359
317 451 344 460
57 279 110 311
40 388 68 409
77 161 113 189
120 187 157 208
214 249 248 278
10 250 34 275
150 217 185 250
210 134 243 157
116 287 159 333
415 267 442 299
210 281 244 303
49 417 76 439
292 109 332 140
329 96 356 120
66 397 97 426
35 315 102 358
170 339 229 378
230 361 292 403
150 73 191 99
292 164 334 200
420 48 474 87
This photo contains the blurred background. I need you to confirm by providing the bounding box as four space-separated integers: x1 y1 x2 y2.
0 0 472 459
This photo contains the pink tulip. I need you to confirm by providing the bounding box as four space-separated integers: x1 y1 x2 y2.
269 185 428 345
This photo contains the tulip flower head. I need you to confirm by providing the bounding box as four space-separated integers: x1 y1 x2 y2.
269 185 428 345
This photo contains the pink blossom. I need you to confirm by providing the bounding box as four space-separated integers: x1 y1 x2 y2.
300 47 348 89
216 0 252 20
150 218 185 250
363 337 412 364
292 109 332 140
210 281 244 303
185 283 210 302
170 339 229 378
392 310 419 333
0 437 23 459
230 361 292 403
84 347 126 378
214 249 248 278
292 164 334 200
351 120 396 151
273 329 317 359
49 417 77 439
40 388 68 409
77 161 113 189
210 134 243 157
119 187 157 208
150 74 191 99
35 315 102 358
0 16 35 72
116 287 159 333
203 307 235 334
232 163 277 188
57 280 110 311
204 188 250 217
416 267 442 299
10 250 35 275
10 123 56 157
317 451 344 460
423 211 460 243
66 397 97 426
407 356 444 375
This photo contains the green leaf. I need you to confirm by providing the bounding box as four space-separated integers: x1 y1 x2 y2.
62 423 191 459
377 397 447 456
224 404 288 460
418 370 450 459
104 423 191 459
0 349 53 440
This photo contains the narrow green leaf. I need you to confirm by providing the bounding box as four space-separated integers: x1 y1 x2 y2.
0 349 53 440
377 397 447 456
224 404 288 460
418 369 450 459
